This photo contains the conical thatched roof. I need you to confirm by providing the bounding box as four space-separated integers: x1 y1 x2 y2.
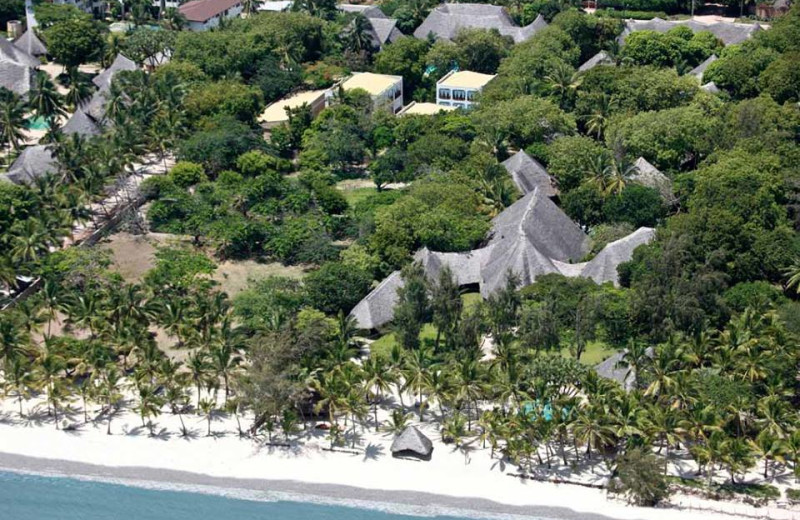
391 426 433 460
0 37 39 68
93 54 137 90
479 235 561 297
415 247 487 286
0 59 36 98
14 29 47 57
413 4 546 43
578 50 614 72
631 157 675 203
349 270 404 330
580 227 655 286
688 54 717 81
3 145 58 185
502 150 557 197
489 188 588 261
62 108 102 137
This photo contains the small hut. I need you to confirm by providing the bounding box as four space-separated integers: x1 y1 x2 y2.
391 426 433 461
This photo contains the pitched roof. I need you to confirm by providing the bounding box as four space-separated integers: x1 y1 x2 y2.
502 150 557 197
368 17 403 46
84 88 110 123
62 108 102 137
631 157 675 202
688 54 717 80
620 18 762 46
413 3 547 43
580 227 655 286
701 81 720 93
338 4 387 17
391 426 433 459
578 50 614 72
4 145 58 184
93 54 137 90
0 59 36 98
14 29 47 57
0 36 39 68
179 0 242 22
488 187 588 261
349 270 404 330
594 351 634 391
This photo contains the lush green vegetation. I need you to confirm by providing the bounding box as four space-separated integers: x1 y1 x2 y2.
0 0 799 510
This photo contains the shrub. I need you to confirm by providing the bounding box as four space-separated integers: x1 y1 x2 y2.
169 162 207 188
609 448 671 506
303 262 372 314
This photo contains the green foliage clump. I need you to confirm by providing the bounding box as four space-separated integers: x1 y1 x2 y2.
169 162 207 188
303 262 372 314
609 448 671 506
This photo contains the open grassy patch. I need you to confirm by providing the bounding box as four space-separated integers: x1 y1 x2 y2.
560 340 619 366
212 260 306 297
98 232 190 282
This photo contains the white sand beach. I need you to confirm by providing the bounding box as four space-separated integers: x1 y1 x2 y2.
0 393 791 520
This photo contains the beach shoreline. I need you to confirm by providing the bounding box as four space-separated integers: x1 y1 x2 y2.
0 452 616 520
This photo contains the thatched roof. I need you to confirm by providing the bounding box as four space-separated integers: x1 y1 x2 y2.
3 145 57 184
580 227 655 286
620 19 761 46
631 157 675 203
62 108 102 137
0 37 39 68
578 50 614 72
502 150 557 197
92 54 137 90
489 188 588 261
688 54 717 81
14 29 47 57
349 270 404 330
369 17 403 46
594 351 634 391
0 59 36 98
338 4 387 17
415 247 488 286
391 426 433 460
413 3 547 43
701 81 720 93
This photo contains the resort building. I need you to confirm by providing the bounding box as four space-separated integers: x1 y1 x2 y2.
436 70 495 109
338 4 404 50
619 18 762 46
178 0 244 31
1 145 58 185
258 89 328 129
397 102 456 116
13 29 47 58
349 150 656 330
257 0 293 10
335 72 404 113
0 37 39 99
414 3 548 43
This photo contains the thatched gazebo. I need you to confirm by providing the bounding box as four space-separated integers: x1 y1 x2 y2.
391 426 433 461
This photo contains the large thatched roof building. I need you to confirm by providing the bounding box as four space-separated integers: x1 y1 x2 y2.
0 37 39 99
501 150 557 198
619 18 762 46
414 3 547 43
339 4 404 49
391 426 433 460
1 145 58 185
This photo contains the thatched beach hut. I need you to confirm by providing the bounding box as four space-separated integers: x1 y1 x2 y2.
391 426 433 460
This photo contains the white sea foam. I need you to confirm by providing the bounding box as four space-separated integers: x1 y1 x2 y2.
0 467 551 520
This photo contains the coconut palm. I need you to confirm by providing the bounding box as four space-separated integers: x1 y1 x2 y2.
383 408 412 435
0 93 27 161
199 398 216 436
30 73 66 123
545 62 582 110
187 350 211 404
344 15 376 56
362 356 393 430
402 347 433 421
135 384 164 436
210 324 243 403
3 356 34 417
784 257 800 294
65 67 94 109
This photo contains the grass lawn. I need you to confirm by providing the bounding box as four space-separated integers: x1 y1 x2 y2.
560 340 619 366
341 186 378 206
369 292 484 359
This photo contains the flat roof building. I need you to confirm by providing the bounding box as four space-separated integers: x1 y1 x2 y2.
258 89 328 129
436 70 495 109
398 102 456 116
336 72 404 113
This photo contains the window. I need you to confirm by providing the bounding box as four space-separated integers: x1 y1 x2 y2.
466 90 476 101
438 88 451 100
439 101 450 106
452 89 466 101
453 103 465 108
394 88 401 100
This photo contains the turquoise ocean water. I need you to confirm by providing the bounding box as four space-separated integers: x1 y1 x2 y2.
0 471 526 520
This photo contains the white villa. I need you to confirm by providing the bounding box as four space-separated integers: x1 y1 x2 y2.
334 72 404 113
436 70 495 109
258 89 328 129
398 102 456 116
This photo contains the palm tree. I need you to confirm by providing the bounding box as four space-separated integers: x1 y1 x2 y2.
242 0 262 15
603 157 636 196
210 329 242 404
162 8 187 31
784 257 800 294
584 94 613 139
199 398 216 436
383 408 412 435
65 67 94 109
454 358 483 431
0 94 27 162
571 405 612 459
97 367 123 435
344 15 376 57
187 350 210 405
135 384 164 436
545 62 582 110
749 430 785 480
402 347 433 421
362 356 393 430
3 356 34 417
30 73 66 124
